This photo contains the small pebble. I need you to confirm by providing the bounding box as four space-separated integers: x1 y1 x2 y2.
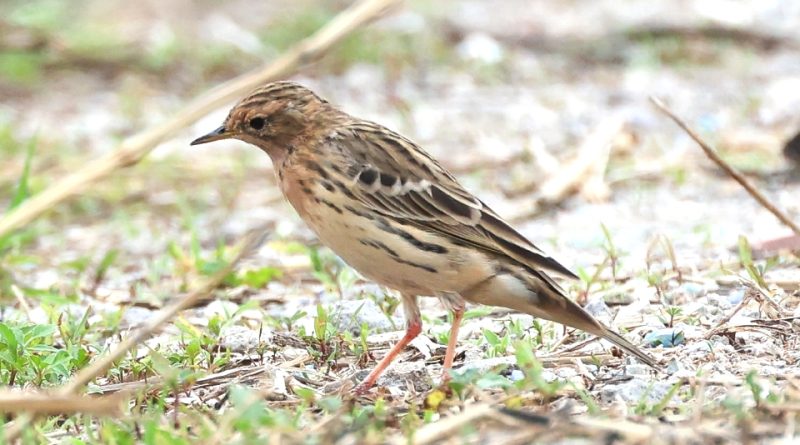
624 364 652 377
456 32 504 64
727 289 745 305
600 379 675 404
509 369 525 381
679 282 706 298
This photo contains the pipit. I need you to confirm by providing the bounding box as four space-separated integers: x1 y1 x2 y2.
192 81 658 393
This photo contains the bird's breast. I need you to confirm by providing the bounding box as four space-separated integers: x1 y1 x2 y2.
279 167 493 296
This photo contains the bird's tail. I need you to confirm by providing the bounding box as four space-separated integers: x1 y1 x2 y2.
529 279 659 368
461 270 658 368
584 319 659 368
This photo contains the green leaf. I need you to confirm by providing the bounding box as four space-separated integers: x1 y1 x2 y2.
463 306 494 320
197 258 228 276
24 288 75 306
600 223 617 256
149 350 180 383
66 307 92 344
745 370 763 404
239 266 282 288
308 246 322 272
737 235 753 267
0 323 20 363
96 249 119 278
318 396 342 413
475 373 511 389
229 385 272 429
314 304 329 342
482 328 501 347
8 135 36 211
24 323 55 342
650 380 682 415
294 386 315 403
0 323 18 349
514 342 536 368
738 235 769 288
572 384 600 415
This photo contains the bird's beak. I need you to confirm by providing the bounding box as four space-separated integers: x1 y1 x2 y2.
190 126 232 146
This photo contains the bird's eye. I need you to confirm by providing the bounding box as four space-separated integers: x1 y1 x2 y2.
249 117 265 130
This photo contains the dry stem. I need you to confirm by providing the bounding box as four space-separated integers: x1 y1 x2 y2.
650 96 800 237
0 391 126 416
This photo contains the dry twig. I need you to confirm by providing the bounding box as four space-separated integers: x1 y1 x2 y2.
703 287 756 339
10 284 34 321
395 404 504 445
0 391 126 416
650 97 800 237
0 0 401 240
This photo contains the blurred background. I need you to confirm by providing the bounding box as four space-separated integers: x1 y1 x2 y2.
1 0 800 441
2 0 799 265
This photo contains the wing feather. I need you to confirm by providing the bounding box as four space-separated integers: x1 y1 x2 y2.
331 122 578 279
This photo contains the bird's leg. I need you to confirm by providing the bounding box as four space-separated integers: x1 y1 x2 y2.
441 307 464 382
355 321 420 393
355 294 420 394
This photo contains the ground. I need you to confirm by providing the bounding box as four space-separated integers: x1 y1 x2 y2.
1 0 799 443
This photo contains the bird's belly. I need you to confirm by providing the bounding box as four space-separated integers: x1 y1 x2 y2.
299 197 493 296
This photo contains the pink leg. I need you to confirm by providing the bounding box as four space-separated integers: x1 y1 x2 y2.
441 308 464 382
355 294 420 394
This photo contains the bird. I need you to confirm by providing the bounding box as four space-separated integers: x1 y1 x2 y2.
191 81 658 393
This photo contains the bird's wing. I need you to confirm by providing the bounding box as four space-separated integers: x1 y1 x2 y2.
330 121 578 280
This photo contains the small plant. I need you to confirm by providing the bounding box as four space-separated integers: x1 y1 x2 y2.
659 306 684 328
173 318 228 371
745 370 765 408
530 319 546 349
369 291 400 329
341 322 372 365
168 238 230 291
482 328 511 357
0 134 40 255
649 380 682 416
600 223 620 281
447 367 512 400
237 266 283 288
737 236 770 289
645 234 682 300
572 384 601 415
299 303 347 366
0 321 90 386
576 260 608 304
266 309 307 332
513 341 562 396
7 134 36 211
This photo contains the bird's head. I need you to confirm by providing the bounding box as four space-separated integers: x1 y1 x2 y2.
191 81 331 161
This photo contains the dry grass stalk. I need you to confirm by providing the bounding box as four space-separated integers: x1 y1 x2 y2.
650 96 800 237
0 390 126 416
395 404 497 445
703 287 756 339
